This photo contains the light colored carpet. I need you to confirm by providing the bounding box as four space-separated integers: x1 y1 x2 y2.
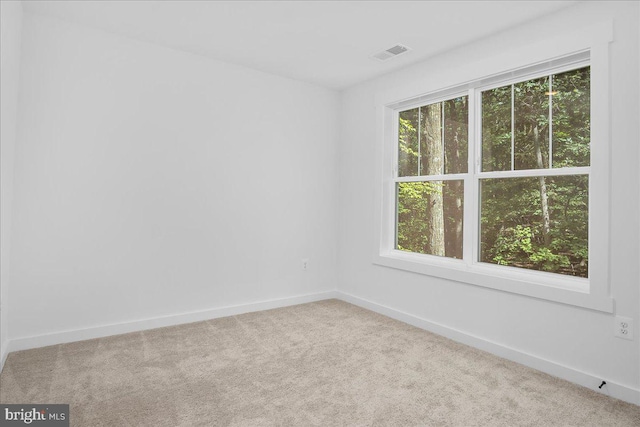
1 299 639 426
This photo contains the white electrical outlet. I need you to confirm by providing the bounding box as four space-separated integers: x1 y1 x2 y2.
302 258 309 271
614 316 633 340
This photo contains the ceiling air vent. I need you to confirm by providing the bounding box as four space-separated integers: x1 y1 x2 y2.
372 44 411 61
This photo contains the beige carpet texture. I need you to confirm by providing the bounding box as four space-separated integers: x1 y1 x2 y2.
1 299 639 426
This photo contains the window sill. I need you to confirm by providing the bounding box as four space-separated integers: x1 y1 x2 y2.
373 250 614 313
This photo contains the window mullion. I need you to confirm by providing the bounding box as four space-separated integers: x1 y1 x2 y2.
441 101 445 174
394 173 468 183
478 166 589 179
511 84 515 171
464 88 478 266
549 74 553 169
417 106 421 175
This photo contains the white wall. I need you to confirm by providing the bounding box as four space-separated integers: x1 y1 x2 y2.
338 1 640 403
0 0 23 368
9 13 339 342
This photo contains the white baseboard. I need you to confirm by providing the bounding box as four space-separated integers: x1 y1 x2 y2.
336 291 640 407
6 291 338 355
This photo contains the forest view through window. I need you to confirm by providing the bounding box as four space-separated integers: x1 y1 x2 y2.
396 66 590 278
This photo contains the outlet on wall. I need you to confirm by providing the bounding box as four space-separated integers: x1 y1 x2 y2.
614 316 633 340
302 258 309 271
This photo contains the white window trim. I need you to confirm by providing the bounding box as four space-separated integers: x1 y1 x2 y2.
373 21 614 313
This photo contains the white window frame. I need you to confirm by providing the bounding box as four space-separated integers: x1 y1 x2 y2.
373 21 614 312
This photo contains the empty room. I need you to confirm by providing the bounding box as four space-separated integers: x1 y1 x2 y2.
1 0 639 425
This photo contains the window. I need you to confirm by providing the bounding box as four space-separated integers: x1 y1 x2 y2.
395 65 590 275
479 67 590 278
374 25 613 312
396 97 467 259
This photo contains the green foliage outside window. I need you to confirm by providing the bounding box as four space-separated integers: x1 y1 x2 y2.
396 67 590 278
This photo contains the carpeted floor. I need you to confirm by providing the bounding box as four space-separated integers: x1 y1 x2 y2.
1 299 639 426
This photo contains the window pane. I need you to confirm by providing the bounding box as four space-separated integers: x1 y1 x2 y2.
480 175 588 277
444 97 468 174
482 86 512 172
514 76 550 170
398 107 419 176
396 180 464 259
552 67 590 167
399 97 468 177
